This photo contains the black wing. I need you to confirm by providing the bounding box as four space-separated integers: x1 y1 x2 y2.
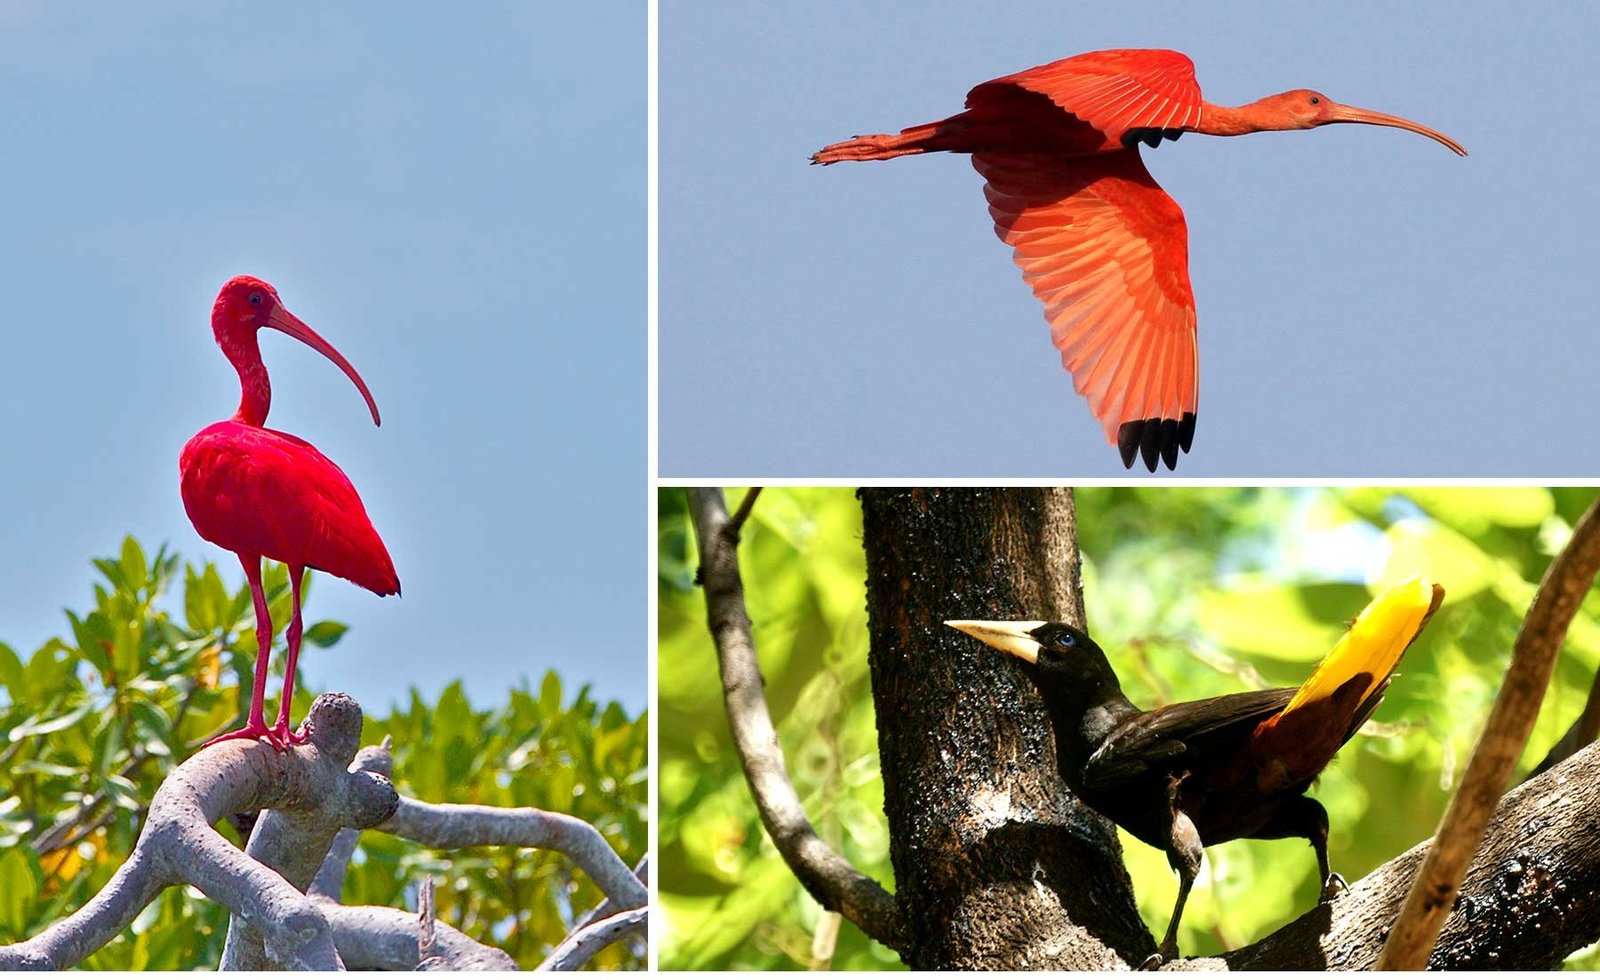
1082 687 1296 793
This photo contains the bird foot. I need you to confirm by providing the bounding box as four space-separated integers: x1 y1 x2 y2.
1320 872 1349 903
201 720 283 751
202 719 306 752
267 720 311 747
1139 942 1179 970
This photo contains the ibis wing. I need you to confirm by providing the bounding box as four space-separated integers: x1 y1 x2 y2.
974 149 1199 469
1082 688 1295 794
180 422 399 596
972 49 1205 143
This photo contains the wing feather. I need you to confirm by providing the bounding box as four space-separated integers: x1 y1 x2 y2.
975 49 1205 142
975 150 1199 462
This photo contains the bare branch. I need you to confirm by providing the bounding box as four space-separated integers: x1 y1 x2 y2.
1 693 395 971
319 899 518 970
381 797 646 910
535 907 648 971
728 486 762 536
686 487 907 952
1378 497 1600 969
575 856 650 930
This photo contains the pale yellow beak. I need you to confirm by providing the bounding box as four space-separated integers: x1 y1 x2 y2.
944 620 1047 664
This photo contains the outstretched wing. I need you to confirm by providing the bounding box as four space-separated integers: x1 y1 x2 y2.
974 149 1199 470
971 48 1206 146
1082 688 1296 793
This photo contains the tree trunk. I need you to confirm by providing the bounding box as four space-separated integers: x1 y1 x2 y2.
860 487 1152 969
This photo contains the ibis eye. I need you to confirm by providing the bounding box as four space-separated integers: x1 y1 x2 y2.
1309 96 1321 105
249 292 263 305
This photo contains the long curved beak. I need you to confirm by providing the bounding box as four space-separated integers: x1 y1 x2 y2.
266 305 383 426
945 620 1046 664
1323 102 1467 156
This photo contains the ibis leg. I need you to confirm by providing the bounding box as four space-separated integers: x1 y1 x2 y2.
202 554 276 748
271 565 310 745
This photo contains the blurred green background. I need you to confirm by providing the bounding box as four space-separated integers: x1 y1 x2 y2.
0 538 647 970
658 486 1600 969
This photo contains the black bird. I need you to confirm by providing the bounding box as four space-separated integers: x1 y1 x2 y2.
947 578 1443 965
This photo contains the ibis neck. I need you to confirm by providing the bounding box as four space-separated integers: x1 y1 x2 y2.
223 333 272 427
1195 100 1276 138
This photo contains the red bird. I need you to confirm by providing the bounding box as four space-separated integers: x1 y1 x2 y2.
180 276 398 750
814 49 1466 471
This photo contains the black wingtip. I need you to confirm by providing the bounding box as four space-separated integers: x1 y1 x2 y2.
1117 423 1140 469
1117 413 1199 472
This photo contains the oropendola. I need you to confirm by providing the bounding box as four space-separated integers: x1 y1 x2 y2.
946 577 1443 965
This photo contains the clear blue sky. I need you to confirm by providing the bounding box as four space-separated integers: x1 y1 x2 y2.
0 4 644 713
661 2 1597 477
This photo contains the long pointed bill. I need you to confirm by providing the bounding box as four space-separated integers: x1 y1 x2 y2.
945 620 1047 664
1323 103 1467 156
266 306 383 426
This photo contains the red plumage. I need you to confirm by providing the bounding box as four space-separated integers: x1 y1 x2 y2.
181 275 397 750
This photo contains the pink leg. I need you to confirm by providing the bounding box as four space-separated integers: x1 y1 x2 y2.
202 554 280 749
271 565 310 745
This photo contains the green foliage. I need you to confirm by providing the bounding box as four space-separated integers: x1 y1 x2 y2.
658 487 1600 969
0 538 646 970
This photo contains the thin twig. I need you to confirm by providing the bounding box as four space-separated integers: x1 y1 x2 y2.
1378 496 1600 969
686 487 907 952
534 907 648 971
728 487 763 537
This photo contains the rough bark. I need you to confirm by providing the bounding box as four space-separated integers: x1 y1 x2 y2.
860 487 1149 969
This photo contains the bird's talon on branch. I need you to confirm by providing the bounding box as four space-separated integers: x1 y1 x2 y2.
1322 871 1349 901
1139 951 1168 970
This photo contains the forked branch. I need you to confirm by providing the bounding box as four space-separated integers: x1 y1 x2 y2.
687 487 908 952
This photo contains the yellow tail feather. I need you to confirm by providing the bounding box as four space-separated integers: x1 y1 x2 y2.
1282 578 1444 717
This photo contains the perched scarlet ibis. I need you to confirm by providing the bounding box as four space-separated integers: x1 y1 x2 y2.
180 276 398 750
813 49 1466 471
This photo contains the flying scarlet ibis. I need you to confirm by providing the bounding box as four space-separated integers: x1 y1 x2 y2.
813 48 1466 471
180 275 398 750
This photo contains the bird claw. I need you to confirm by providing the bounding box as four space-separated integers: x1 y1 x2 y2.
267 721 312 748
201 719 307 752
1321 872 1349 903
1138 951 1169 971
201 722 276 750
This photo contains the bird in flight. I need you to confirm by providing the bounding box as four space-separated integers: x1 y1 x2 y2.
815 49 1465 471
947 577 1443 964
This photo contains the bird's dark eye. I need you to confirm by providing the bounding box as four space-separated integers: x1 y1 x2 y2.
249 292 262 305
1309 96 1321 105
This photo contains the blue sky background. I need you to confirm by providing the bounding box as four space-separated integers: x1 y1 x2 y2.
0 3 645 713
661 2 1598 477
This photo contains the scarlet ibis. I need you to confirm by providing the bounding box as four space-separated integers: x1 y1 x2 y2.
813 49 1466 471
180 275 398 750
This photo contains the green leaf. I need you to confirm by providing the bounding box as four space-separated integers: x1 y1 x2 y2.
302 621 349 649
0 846 38 934
10 700 93 739
121 537 148 594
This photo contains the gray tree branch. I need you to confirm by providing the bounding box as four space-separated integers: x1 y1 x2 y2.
1 693 393 971
687 486 908 953
535 908 649 971
3 691 645 970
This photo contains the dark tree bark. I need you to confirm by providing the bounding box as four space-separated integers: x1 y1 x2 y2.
860 487 1152 969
